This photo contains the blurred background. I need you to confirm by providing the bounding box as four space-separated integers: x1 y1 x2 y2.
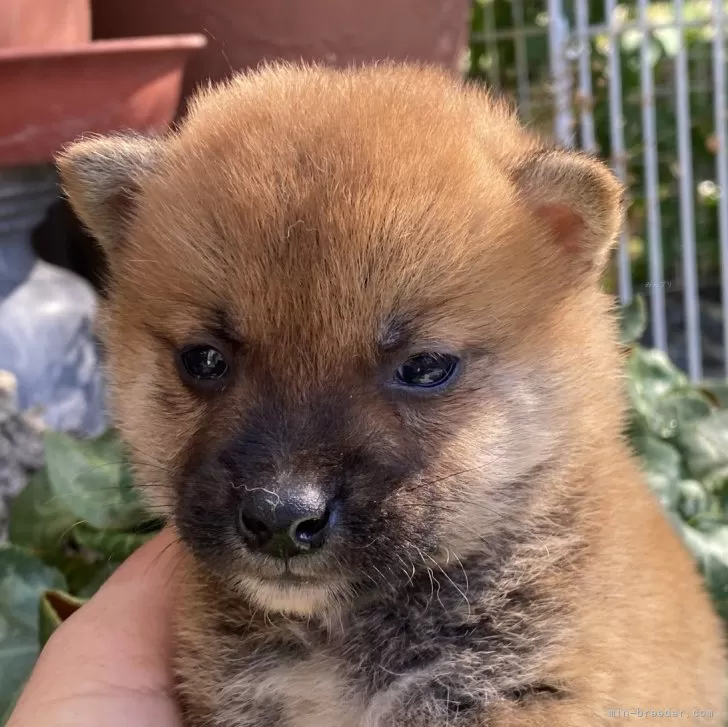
1 2 728 720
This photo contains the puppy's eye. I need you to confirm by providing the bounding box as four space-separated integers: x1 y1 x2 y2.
178 345 229 383
394 353 460 389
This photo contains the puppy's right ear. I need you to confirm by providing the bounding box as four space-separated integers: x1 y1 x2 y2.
57 135 162 253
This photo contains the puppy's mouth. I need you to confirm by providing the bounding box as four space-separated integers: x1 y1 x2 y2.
239 564 351 616
258 568 322 585
243 549 337 584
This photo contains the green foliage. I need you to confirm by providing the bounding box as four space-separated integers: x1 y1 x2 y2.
2 300 728 719
42 430 148 532
0 545 66 721
0 430 162 722
620 295 728 621
467 0 726 289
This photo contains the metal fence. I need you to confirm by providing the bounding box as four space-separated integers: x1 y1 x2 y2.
469 0 728 381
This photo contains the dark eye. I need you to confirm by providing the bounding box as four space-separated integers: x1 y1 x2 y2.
178 345 229 384
394 352 460 389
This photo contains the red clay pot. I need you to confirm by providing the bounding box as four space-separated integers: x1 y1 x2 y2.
91 0 470 109
1 0 91 49
0 35 206 167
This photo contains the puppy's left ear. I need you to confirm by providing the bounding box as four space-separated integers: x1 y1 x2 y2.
512 148 625 279
56 134 163 255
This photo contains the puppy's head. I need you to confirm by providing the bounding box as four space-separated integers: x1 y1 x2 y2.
59 64 624 616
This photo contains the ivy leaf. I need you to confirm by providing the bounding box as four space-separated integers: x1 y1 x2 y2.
631 434 682 510
702 466 728 499
39 554 110 599
674 521 728 619
627 348 691 437
43 430 149 532
38 591 87 649
678 479 713 521
73 562 120 600
71 524 157 563
676 411 728 480
654 388 714 429
7 470 78 556
0 545 66 719
654 27 681 58
700 380 728 409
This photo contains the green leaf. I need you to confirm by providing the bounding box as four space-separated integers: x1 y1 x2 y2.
73 562 120 600
631 434 682 510
37 554 106 599
628 347 688 393
1 691 20 726
652 387 714 431
628 387 715 458
678 479 712 521
702 465 728 498
674 521 728 613
627 346 689 437
619 295 647 344
7 470 78 555
38 591 86 649
71 524 156 563
654 26 681 57
627 348 699 438
0 545 66 719
43 430 149 532
700 379 728 409
676 411 728 480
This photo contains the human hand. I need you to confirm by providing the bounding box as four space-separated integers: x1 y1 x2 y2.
7 529 182 727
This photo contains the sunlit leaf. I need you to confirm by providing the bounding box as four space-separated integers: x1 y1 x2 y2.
678 479 713 521
38 591 86 648
8 470 78 555
631 434 682 510
44 430 149 532
73 562 119 600
676 411 728 480
0 546 66 719
674 520 728 614
701 380 728 409
71 524 156 563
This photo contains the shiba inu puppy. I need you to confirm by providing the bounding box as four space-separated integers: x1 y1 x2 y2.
58 63 725 726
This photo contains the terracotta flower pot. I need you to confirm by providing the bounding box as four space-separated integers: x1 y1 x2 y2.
0 33 205 433
1 0 91 49
91 0 470 112
0 34 206 167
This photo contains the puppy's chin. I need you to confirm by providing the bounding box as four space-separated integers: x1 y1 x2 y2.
235 574 352 617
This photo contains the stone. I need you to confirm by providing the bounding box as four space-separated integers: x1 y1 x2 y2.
0 164 107 436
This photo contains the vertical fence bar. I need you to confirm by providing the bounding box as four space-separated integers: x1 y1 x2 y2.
483 0 502 90
511 0 531 119
674 0 702 379
605 0 633 304
714 0 728 376
574 0 596 151
638 0 668 352
548 0 575 146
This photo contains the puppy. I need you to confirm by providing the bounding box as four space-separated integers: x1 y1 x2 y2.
58 63 726 726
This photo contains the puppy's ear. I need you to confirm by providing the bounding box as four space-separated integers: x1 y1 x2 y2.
57 134 162 253
512 148 625 278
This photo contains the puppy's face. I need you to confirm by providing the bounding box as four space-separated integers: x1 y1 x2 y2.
59 65 623 615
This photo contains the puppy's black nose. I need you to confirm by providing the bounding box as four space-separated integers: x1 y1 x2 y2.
238 486 331 558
